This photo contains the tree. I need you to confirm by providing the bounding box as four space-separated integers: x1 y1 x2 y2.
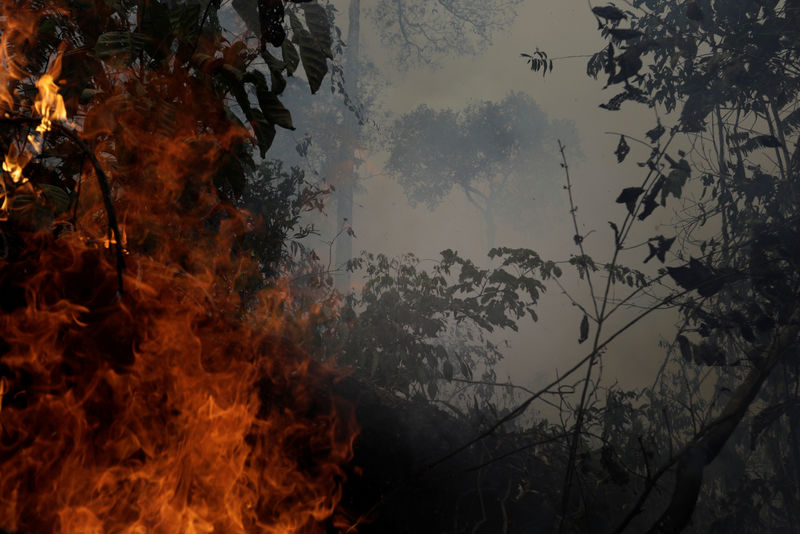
253 0 527 291
515 1 800 531
385 91 581 248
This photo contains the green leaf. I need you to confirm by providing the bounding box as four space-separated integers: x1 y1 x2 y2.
289 11 328 93
281 39 300 76
301 2 333 59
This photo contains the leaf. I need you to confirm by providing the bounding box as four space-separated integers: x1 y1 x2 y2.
614 135 630 162
608 28 644 41
578 314 589 344
645 122 665 143
258 0 286 48
750 402 795 450
289 11 329 93
643 235 675 263
676 335 693 363
442 360 454 381
754 135 782 148
281 39 300 75
666 257 723 297
608 47 643 84
615 186 643 214
301 2 332 59
638 193 658 220
38 184 71 214
592 5 627 22
232 0 260 35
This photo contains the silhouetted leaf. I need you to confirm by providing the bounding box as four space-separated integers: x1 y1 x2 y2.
754 135 782 148
666 257 722 297
638 193 658 220
694 342 725 365
676 334 693 363
258 0 285 48
578 314 589 344
614 135 630 162
592 4 627 22
643 235 675 263
616 186 643 214
645 122 665 143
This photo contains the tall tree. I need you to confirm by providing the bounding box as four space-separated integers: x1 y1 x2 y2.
259 0 526 291
533 1 800 531
385 91 580 249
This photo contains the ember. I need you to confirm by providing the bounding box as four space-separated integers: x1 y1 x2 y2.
0 2 356 532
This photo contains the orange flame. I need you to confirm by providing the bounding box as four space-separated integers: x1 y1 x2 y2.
0 2 357 532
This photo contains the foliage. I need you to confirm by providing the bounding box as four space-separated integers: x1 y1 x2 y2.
385 91 581 247
314 248 560 404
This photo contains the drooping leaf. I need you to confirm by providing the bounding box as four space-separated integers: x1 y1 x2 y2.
281 38 300 75
578 314 589 344
614 135 630 162
645 122 665 143
301 2 332 59
615 186 643 214
754 135 782 148
694 342 725 365
666 257 722 297
638 193 658 220
258 0 286 49
289 11 328 93
608 47 643 84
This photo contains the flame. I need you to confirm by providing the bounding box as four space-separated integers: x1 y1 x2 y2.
0 2 357 532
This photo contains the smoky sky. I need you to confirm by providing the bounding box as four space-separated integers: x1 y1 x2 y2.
262 0 678 392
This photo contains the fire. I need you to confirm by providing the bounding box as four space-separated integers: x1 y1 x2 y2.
0 2 357 532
